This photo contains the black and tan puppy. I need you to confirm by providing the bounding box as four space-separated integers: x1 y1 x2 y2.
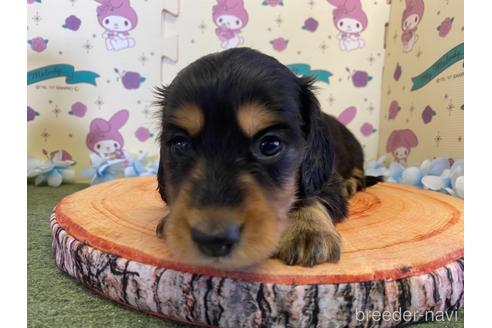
155 48 374 270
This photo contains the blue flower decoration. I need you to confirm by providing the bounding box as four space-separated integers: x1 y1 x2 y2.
365 156 463 198
364 155 388 177
82 154 126 185
27 150 75 187
146 161 159 175
422 158 464 198
124 153 154 177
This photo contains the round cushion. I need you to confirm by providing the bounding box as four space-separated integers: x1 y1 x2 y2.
51 176 464 327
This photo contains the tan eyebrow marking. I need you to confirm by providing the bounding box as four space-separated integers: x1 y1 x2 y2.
169 104 204 136
237 103 280 137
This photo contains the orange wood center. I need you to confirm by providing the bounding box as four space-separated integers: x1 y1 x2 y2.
55 176 464 284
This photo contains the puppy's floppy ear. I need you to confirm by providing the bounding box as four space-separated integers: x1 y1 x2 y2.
298 77 335 197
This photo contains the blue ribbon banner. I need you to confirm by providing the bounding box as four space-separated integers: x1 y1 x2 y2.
27 64 100 86
411 43 464 91
287 63 332 84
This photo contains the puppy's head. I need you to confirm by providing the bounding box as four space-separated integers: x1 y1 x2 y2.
156 48 334 270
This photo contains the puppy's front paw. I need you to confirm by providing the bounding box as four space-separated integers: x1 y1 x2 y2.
275 202 342 266
276 228 341 266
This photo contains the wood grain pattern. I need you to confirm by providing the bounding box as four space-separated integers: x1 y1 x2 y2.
51 176 464 327
54 176 463 283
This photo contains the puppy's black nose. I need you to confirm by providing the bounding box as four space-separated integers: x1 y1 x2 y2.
191 225 240 257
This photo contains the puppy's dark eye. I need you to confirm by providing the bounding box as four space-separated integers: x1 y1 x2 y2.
170 136 191 156
258 136 283 157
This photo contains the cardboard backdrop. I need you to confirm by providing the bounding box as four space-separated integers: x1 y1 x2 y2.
27 0 463 182
378 0 464 165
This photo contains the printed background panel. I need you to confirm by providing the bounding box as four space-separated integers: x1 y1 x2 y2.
378 0 464 165
27 0 402 181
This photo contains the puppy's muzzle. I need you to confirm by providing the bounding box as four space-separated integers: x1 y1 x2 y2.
191 224 241 257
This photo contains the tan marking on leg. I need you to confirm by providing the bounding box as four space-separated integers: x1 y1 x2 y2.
237 103 280 137
275 200 341 266
169 103 204 136
352 168 364 179
343 168 365 198
344 177 360 197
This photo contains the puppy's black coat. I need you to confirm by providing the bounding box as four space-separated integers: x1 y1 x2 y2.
155 48 373 268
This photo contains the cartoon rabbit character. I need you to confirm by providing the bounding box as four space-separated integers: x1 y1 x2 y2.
401 0 424 53
327 0 368 52
86 109 129 161
386 129 419 166
212 0 249 49
96 0 138 51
